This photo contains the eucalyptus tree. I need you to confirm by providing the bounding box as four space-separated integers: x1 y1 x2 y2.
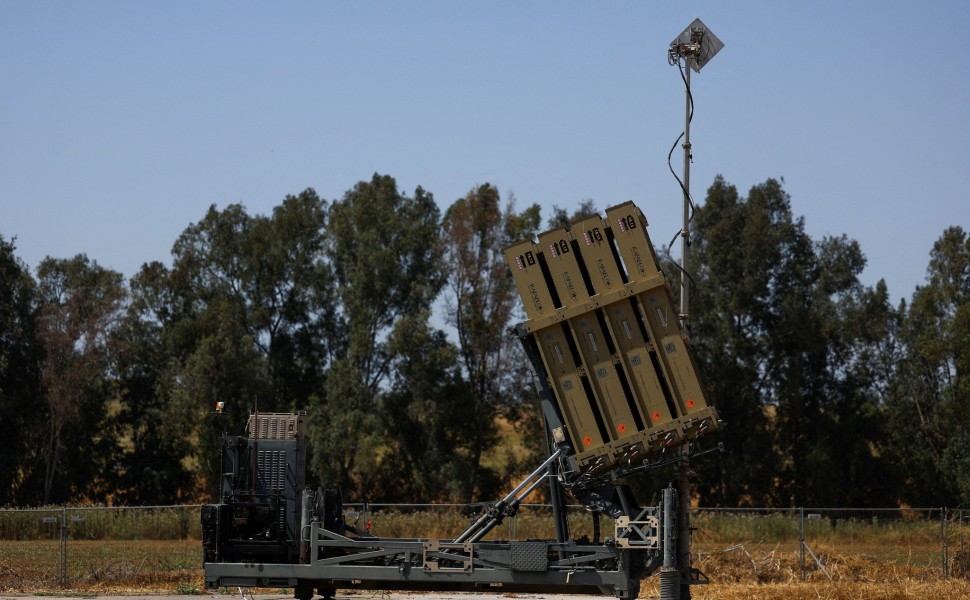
884 226 970 505
309 174 446 497
687 177 895 506
376 309 474 501
165 189 333 492
35 254 126 504
113 260 225 503
546 199 597 230
0 236 43 505
440 184 542 500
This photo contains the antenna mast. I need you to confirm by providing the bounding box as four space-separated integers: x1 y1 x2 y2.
668 18 723 326
666 19 723 600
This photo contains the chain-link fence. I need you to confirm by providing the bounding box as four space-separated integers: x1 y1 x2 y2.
0 505 202 592
947 508 970 578
690 507 970 584
1 503 968 591
339 502 608 542
0 507 64 588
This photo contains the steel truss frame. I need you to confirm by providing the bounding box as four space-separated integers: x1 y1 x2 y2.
205 522 652 599
204 467 667 599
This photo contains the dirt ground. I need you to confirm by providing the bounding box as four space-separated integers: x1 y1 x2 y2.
7 585 970 600
0 594 605 600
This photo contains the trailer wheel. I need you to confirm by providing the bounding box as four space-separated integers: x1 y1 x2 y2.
294 583 314 600
318 587 336 600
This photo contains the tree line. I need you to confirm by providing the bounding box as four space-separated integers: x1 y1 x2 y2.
0 173 967 508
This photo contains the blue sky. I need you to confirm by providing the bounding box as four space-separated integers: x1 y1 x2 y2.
2 1 968 305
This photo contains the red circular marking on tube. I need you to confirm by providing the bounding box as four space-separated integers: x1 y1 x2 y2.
686 399 695 408
617 423 626 434
652 411 661 421
582 436 593 446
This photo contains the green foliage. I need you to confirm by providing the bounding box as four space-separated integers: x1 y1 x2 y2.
170 189 332 414
546 198 597 229
309 174 447 498
0 236 43 506
687 176 897 507
440 184 544 500
111 262 199 504
379 311 475 501
1 171 966 510
884 226 970 506
175 582 201 595
35 254 126 505
163 190 333 496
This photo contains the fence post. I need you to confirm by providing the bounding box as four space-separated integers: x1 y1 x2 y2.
799 507 805 581
59 507 68 586
942 506 949 580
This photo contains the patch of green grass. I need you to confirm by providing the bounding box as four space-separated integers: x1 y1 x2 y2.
175 581 201 594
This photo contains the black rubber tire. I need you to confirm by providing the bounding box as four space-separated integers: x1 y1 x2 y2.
294 583 314 600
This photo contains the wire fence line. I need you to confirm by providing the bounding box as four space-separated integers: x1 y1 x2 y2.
689 506 970 584
1 503 968 590
0 505 204 591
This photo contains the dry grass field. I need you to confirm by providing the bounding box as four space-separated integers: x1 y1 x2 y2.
647 580 970 600
3 507 969 598
678 543 970 599
0 539 199 593
3 539 969 598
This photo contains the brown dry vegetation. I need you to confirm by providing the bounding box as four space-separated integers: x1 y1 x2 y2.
645 580 970 600
4 541 970 598
3 509 969 598
650 544 970 600
0 539 200 594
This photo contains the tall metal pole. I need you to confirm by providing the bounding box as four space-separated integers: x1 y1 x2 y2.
676 58 695 600
680 63 692 323
659 487 680 600
669 19 722 599
677 444 693 598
